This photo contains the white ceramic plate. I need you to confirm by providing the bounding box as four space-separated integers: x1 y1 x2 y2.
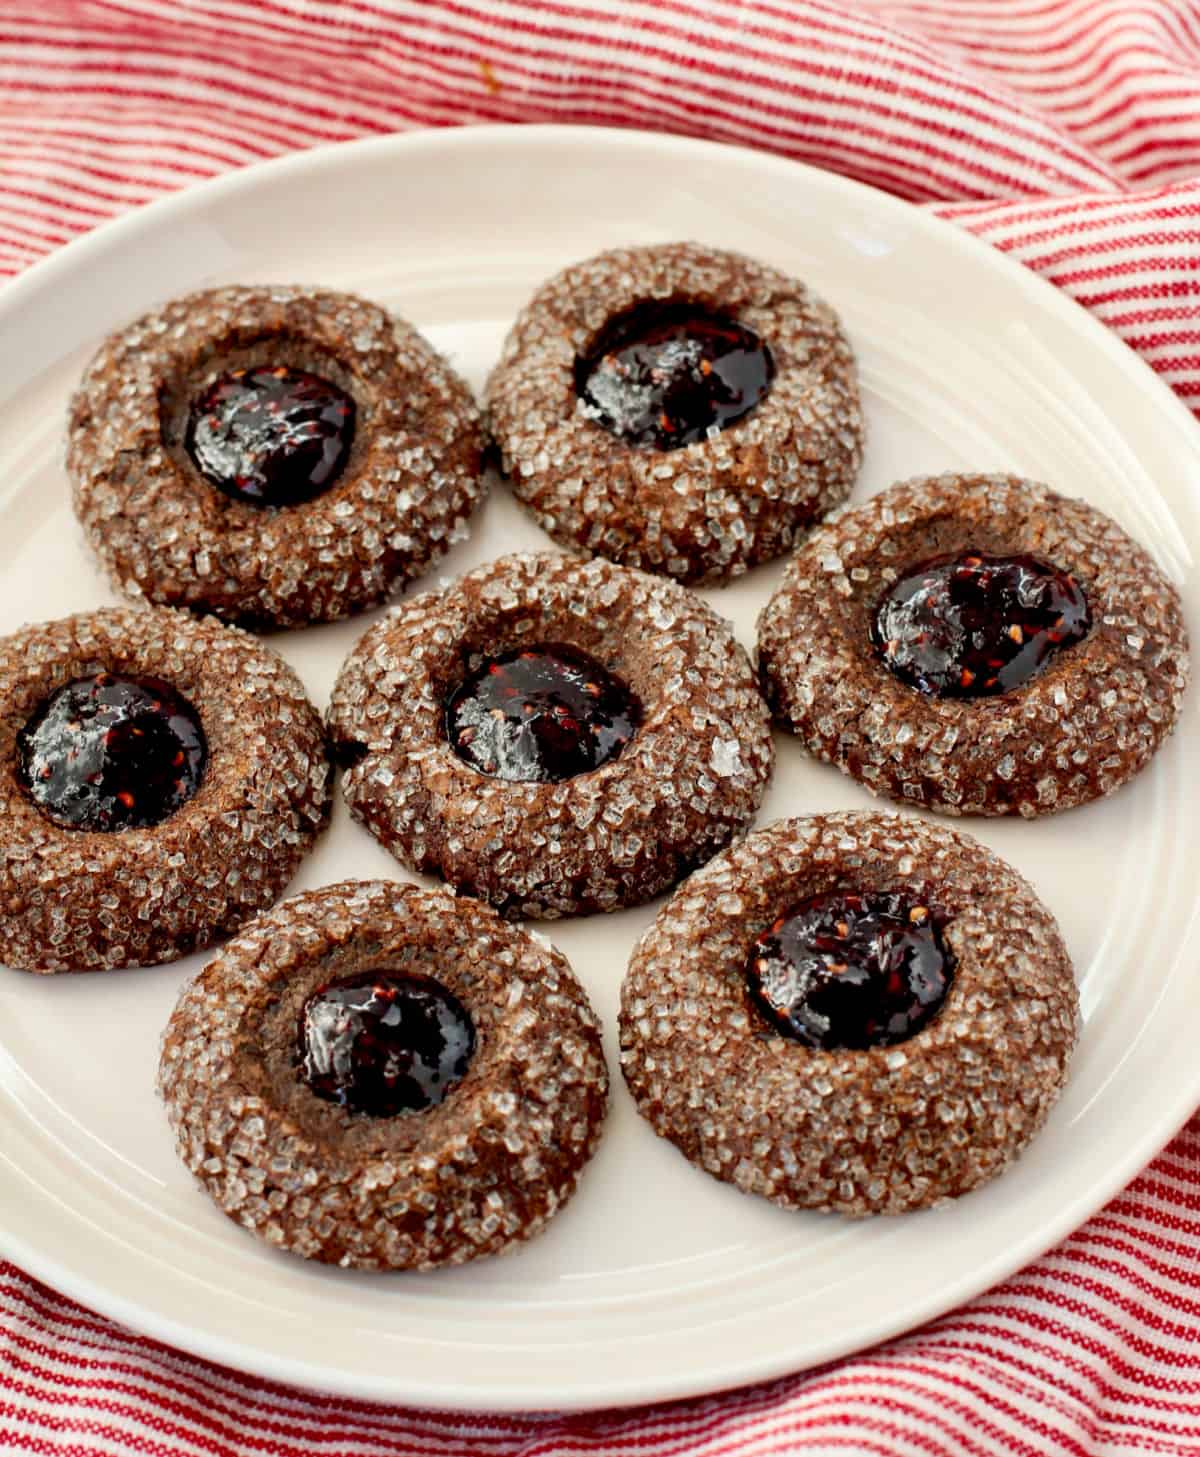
0 126 1197 1413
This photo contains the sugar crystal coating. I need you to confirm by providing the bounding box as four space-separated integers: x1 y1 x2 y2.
0 606 330 972
758 473 1190 817
158 880 609 1270
620 812 1079 1216
487 242 864 584
328 551 774 919
68 286 486 629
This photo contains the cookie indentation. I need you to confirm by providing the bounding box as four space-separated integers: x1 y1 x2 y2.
299 971 474 1115
446 642 640 783
575 302 773 450
186 365 355 507
872 551 1090 698
18 672 206 832
746 891 953 1050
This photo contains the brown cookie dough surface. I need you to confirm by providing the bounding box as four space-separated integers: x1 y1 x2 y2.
68 285 486 629
0 606 330 972
327 551 774 919
758 473 1189 816
486 243 863 584
159 880 609 1270
620 812 1079 1216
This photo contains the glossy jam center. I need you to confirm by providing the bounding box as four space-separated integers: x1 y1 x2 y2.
17 672 207 832
185 365 355 506
445 642 641 783
574 301 774 450
871 549 1090 698
299 971 475 1116
746 891 954 1050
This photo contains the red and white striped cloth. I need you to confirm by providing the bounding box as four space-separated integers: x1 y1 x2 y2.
2 2 1200 1453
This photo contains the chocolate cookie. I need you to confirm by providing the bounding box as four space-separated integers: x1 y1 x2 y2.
68 285 486 629
327 551 774 919
620 812 1079 1216
486 242 863 584
0 606 330 972
758 473 1189 816
158 879 608 1269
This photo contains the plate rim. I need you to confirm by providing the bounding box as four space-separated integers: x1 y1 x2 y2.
1 122 1199 1412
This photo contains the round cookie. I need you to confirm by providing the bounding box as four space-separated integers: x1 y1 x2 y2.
758 473 1189 816
619 812 1079 1216
0 606 330 972
68 285 486 629
158 879 609 1270
486 242 863 584
327 551 774 919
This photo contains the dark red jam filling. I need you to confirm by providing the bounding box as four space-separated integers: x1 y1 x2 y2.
17 672 207 832
299 971 475 1116
871 549 1091 698
746 891 954 1050
445 642 641 783
574 301 774 451
185 365 355 507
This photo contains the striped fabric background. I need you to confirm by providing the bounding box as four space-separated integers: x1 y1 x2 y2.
2 2 1200 1453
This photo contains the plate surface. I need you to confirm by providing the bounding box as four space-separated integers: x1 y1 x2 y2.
0 126 1198 1413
